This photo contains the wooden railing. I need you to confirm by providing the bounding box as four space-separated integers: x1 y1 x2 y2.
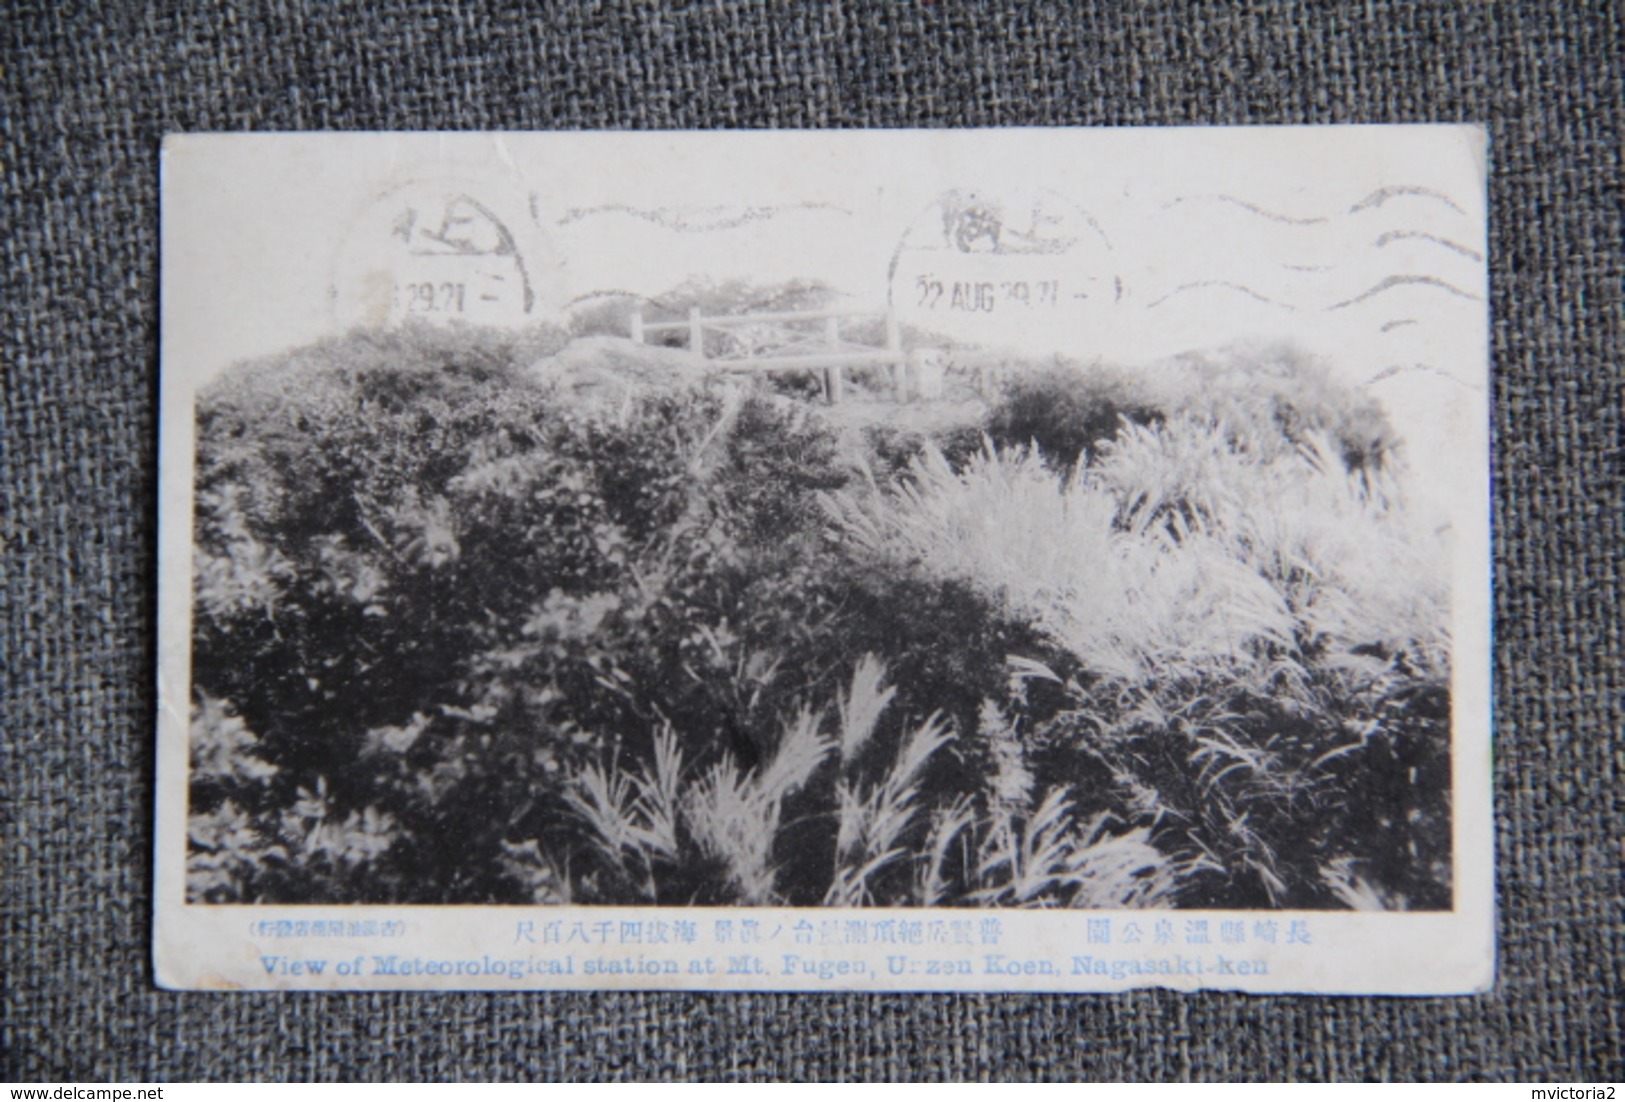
629 306 906 404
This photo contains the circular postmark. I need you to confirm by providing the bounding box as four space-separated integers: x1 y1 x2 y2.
331 180 547 330
888 188 1118 353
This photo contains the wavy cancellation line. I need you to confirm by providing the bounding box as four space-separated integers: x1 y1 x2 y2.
1364 362 1486 390
1325 274 1483 311
555 201 850 231
1163 185 1469 225
1146 281 1292 309
1374 230 1483 262
1147 273 1482 312
1348 185 1465 215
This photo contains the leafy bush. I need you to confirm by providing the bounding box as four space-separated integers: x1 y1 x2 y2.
980 342 1397 475
567 295 642 340
189 324 874 902
984 363 1165 470
1159 342 1400 474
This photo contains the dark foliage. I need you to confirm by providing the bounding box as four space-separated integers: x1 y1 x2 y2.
985 363 1166 469
981 344 1398 475
188 324 1448 911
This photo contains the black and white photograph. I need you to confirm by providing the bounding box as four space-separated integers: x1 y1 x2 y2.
155 128 1492 992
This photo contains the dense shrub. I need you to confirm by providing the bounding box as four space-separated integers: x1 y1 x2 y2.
190 325 848 900
980 342 1397 475
1160 342 1400 474
190 324 1036 903
984 362 1165 469
188 323 1449 911
567 295 642 340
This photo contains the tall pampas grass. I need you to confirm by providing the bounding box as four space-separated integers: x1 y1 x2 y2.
821 414 1451 908
825 419 1447 695
560 656 1192 907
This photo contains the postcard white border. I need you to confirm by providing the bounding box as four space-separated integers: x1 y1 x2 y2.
156 127 1493 995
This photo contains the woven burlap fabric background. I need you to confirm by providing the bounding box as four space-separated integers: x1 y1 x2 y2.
4 1 1620 1082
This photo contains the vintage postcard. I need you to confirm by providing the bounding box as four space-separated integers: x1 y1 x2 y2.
156 127 1492 993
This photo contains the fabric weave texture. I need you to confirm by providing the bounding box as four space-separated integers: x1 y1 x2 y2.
3 1 1620 1082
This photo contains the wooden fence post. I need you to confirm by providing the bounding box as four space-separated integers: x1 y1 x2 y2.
688 306 705 360
885 307 906 402
824 315 842 404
